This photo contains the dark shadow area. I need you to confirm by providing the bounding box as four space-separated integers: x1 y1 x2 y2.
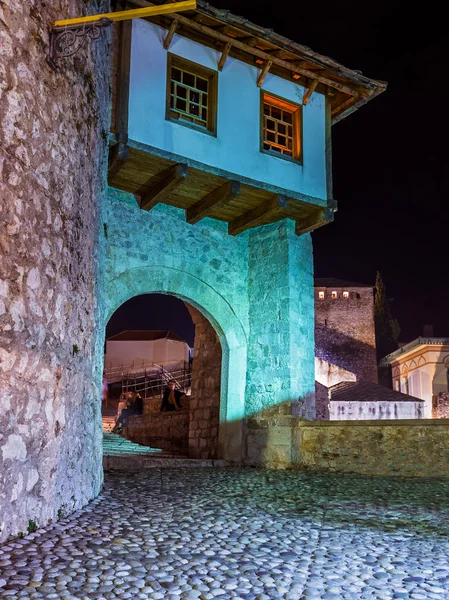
106 293 195 346
315 323 378 383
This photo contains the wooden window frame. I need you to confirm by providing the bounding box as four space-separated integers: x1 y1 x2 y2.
166 53 218 137
260 91 302 165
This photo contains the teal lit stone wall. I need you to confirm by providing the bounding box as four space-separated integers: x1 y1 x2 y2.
245 221 315 467
103 188 315 465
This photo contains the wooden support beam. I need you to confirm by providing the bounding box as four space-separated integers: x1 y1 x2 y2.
295 207 334 236
257 60 272 87
302 79 319 105
331 95 359 117
187 180 240 224
228 195 288 236
108 143 129 177
54 0 196 27
139 163 188 211
115 19 132 143
129 0 377 100
240 36 259 47
163 18 178 49
268 48 288 59
218 42 231 71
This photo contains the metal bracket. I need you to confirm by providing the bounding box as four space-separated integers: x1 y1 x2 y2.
48 18 113 69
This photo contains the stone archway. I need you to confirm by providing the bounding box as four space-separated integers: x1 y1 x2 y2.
104 265 247 463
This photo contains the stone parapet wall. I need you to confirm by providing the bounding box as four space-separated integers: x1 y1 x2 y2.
296 419 449 477
143 396 190 414
126 409 190 455
330 400 423 420
0 1 109 541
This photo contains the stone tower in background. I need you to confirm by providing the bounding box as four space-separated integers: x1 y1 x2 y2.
0 1 110 541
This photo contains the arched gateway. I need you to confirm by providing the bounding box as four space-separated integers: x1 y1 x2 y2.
104 265 247 462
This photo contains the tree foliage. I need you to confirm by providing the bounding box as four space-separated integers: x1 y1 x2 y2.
374 271 400 359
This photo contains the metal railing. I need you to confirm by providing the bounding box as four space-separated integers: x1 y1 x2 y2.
105 362 191 398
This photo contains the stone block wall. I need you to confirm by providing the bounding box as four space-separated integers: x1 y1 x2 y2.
315 285 378 383
0 2 110 540
296 419 449 477
126 410 189 455
434 392 449 418
245 221 315 468
186 305 221 459
104 191 317 466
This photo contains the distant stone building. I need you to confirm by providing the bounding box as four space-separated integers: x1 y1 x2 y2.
313 279 425 419
380 337 449 418
315 278 378 384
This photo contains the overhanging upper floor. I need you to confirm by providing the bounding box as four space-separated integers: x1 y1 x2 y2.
108 1 385 235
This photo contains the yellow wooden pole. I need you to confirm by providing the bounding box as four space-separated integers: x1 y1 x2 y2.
54 0 196 28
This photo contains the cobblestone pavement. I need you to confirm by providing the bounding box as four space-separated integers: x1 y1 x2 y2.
1 469 449 600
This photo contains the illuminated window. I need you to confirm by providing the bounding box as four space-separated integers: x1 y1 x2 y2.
331 291 337 299
343 291 349 299
167 54 218 134
261 92 301 161
318 291 325 300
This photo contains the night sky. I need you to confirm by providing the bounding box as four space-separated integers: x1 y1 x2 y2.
108 1 448 346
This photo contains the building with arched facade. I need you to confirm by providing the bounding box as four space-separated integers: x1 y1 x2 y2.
381 337 449 418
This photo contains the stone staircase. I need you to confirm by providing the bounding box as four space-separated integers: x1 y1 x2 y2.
102 415 116 433
102 432 230 470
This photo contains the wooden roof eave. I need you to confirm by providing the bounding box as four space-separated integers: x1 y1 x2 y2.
194 1 382 89
126 0 385 109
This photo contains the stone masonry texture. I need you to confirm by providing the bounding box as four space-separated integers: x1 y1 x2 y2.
0 1 110 541
434 391 449 418
126 408 190 455
315 284 378 383
186 304 222 460
297 419 449 477
245 220 315 467
103 190 316 466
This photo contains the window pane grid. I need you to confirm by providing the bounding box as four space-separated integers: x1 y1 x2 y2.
170 68 209 128
263 101 296 158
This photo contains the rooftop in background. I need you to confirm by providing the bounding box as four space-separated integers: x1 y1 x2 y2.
330 381 424 404
107 330 187 343
315 278 373 289
380 337 449 366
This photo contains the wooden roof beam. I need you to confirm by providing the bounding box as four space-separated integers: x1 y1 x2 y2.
218 41 231 71
140 163 188 211
163 18 178 49
187 180 240 224
331 95 359 118
295 207 334 236
161 12 361 97
257 60 272 87
129 0 379 99
240 36 259 47
302 79 319 105
228 195 288 236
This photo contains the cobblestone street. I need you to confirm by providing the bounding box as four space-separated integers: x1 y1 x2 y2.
1 469 448 600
